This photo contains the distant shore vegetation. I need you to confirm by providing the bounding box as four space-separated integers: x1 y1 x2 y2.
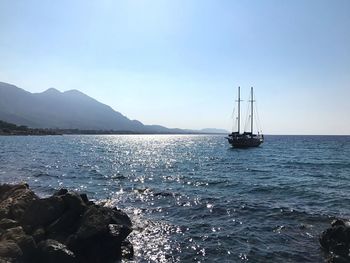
0 120 219 136
0 120 60 135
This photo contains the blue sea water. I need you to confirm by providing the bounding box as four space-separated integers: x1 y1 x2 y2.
0 135 350 262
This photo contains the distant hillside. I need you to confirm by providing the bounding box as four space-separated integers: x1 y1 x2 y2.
0 82 184 133
0 82 145 131
0 81 226 134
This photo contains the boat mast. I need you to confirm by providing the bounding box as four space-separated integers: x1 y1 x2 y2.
237 86 241 133
250 87 254 134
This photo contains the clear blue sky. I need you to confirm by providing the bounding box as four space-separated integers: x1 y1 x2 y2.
1 0 349 134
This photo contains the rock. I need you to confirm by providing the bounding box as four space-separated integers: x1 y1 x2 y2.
46 193 86 237
320 219 350 263
54 189 68 196
79 194 89 204
328 254 350 263
0 183 38 221
0 258 16 263
62 192 86 213
32 227 46 243
37 239 76 263
76 205 131 239
108 223 132 241
70 205 132 262
0 219 19 230
331 219 346 227
121 240 134 260
0 184 133 262
1 226 37 260
21 196 65 228
0 241 22 259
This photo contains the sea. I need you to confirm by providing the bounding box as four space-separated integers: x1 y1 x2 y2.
0 135 349 262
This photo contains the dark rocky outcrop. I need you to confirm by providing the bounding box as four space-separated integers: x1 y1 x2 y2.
0 183 133 262
320 219 350 263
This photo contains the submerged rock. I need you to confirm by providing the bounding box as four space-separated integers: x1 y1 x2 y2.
320 219 350 263
0 183 133 262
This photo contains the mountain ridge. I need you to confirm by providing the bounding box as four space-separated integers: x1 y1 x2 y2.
0 81 150 131
0 81 226 134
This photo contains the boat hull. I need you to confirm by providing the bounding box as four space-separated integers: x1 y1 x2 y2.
227 135 263 148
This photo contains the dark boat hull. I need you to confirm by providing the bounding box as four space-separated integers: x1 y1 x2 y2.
227 134 263 148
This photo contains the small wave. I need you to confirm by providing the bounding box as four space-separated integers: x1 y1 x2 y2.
32 172 59 178
284 160 350 169
246 168 272 173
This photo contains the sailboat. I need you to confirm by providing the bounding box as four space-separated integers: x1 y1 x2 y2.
227 87 264 148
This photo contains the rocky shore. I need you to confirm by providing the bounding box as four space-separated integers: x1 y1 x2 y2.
0 183 133 263
320 219 350 263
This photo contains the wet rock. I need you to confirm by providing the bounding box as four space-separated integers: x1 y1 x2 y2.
121 240 134 260
37 239 76 263
320 219 350 263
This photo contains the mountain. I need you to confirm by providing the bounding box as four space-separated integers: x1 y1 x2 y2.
0 81 226 134
0 82 157 132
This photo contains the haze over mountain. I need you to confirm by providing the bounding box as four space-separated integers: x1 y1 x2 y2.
0 82 226 134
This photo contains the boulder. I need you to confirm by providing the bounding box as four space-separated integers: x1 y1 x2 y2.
1 226 37 260
46 192 86 239
0 184 38 221
62 193 86 213
0 184 133 262
320 219 350 262
76 205 131 239
21 196 65 228
69 205 132 262
0 240 22 260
